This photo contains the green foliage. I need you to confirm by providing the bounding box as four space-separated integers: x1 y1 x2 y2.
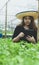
0 38 39 65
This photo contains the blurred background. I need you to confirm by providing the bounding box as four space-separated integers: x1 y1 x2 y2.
0 0 38 37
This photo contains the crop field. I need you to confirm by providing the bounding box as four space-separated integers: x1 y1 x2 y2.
0 38 39 65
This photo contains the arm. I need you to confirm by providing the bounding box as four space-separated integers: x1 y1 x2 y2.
12 26 20 42
26 30 37 43
12 26 25 42
26 35 36 43
13 35 20 42
25 30 37 43
34 30 37 43
12 26 20 39
13 32 25 42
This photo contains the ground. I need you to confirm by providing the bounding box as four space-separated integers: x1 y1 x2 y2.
0 38 39 65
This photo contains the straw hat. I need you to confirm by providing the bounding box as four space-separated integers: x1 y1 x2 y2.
16 11 38 20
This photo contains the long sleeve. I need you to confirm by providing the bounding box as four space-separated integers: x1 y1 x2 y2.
34 30 37 43
12 26 21 39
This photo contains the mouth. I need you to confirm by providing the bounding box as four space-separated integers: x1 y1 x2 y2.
25 22 30 25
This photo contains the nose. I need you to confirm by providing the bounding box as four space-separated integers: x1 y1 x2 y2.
26 20 29 22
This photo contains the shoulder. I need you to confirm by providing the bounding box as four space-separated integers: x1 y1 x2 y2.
33 29 37 33
15 25 23 29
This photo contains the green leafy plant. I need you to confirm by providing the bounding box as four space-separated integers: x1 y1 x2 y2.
0 38 39 65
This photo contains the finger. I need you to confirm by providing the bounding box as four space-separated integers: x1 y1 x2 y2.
26 37 29 39
27 35 31 37
26 37 31 41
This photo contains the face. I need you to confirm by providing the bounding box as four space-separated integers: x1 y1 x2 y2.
24 16 31 26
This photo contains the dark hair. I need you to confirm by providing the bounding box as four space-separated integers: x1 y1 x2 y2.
20 16 37 31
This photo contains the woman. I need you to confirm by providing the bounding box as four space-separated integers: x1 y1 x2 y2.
12 11 38 43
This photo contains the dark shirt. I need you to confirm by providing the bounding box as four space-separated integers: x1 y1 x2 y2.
12 25 37 43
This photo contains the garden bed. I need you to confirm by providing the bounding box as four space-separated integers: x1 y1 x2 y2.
0 38 39 65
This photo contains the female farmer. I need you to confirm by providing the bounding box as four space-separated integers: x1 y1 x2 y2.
12 11 38 43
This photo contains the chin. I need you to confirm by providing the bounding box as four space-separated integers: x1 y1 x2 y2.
26 24 29 26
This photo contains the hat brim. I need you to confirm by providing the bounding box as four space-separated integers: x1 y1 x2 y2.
16 11 38 20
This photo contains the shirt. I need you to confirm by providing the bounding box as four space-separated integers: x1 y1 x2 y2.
12 25 37 43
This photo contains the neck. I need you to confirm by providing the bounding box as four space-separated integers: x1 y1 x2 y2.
24 25 29 27
24 25 29 30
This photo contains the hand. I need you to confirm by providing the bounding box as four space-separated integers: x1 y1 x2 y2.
13 32 25 42
26 35 36 43
18 32 25 38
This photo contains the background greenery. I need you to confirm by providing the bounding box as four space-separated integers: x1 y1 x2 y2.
0 38 39 65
